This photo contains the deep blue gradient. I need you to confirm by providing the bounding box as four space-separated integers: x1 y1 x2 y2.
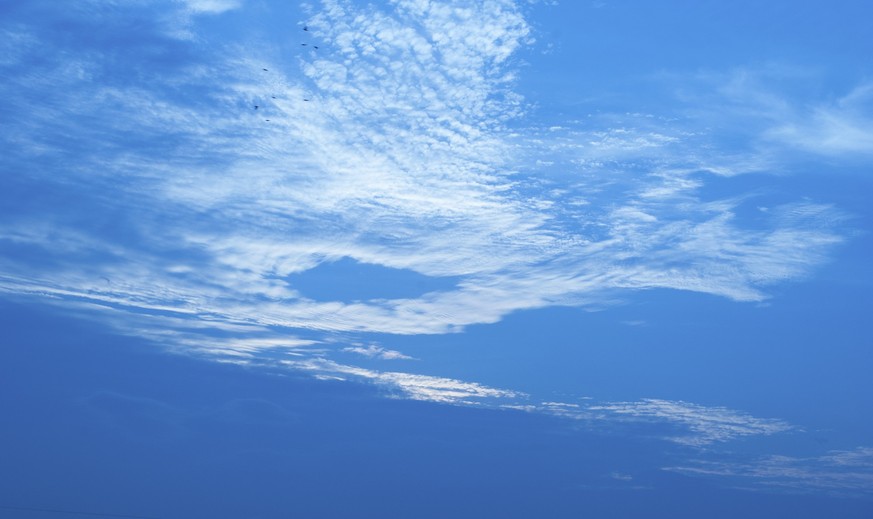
2 1 872 516
2 300 872 518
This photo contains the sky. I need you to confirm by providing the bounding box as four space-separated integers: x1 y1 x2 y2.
1 0 872 517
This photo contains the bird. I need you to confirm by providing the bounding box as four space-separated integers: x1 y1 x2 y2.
254 105 259 109
271 96 277 99
313 46 319 50
303 25 308 31
301 43 307 46
303 98 310 102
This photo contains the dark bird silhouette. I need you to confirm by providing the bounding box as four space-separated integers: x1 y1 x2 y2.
301 43 307 46
271 96 277 99
303 26 308 31
262 68 268 71
303 98 310 102
254 105 259 109
313 46 319 49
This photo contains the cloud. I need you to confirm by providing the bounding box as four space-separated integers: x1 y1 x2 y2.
765 82 873 157
670 67 873 161
665 447 873 497
0 0 847 346
179 0 242 14
284 358 522 405
503 396 796 448
271 357 793 450
342 344 414 360
1 2 866 502
0 0 855 454
609 471 633 482
588 399 793 446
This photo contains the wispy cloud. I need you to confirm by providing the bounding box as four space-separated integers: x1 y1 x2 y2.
668 66 873 161
665 447 873 497
180 0 242 14
0 0 847 345
284 358 522 405
765 82 873 157
1 0 867 501
269 356 795 450
0 3 857 482
588 399 793 446
505 397 793 448
342 344 414 360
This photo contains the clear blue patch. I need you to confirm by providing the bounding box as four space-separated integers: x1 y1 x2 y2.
285 257 460 302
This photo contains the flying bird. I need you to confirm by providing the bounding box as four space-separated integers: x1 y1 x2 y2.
262 68 268 71
303 25 308 31
254 105 259 109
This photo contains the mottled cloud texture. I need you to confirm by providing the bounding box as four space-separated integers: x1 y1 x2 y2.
0 0 863 495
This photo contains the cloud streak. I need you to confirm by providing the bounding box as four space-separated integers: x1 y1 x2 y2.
766 81 873 157
342 344 414 360
665 447 873 497
588 399 793 446
284 358 523 404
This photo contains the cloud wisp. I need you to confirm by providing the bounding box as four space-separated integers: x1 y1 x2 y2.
587 398 793 447
765 81 873 157
665 447 873 497
342 344 414 360
283 357 523 405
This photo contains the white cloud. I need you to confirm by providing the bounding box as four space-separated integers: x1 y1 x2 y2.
610 472 633 481
766 82 873 156
674 67 873 161
502 396 795 447
0 2 850 362
0 6 865 500
285 358 522 404
179 0 241 14
2 4 867 502
342 344 414 360
588 399 793 446
665 447 873 497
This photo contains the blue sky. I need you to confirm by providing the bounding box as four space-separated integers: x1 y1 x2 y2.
1 1 872 517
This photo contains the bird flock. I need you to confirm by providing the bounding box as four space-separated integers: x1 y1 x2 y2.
256 25 316 121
